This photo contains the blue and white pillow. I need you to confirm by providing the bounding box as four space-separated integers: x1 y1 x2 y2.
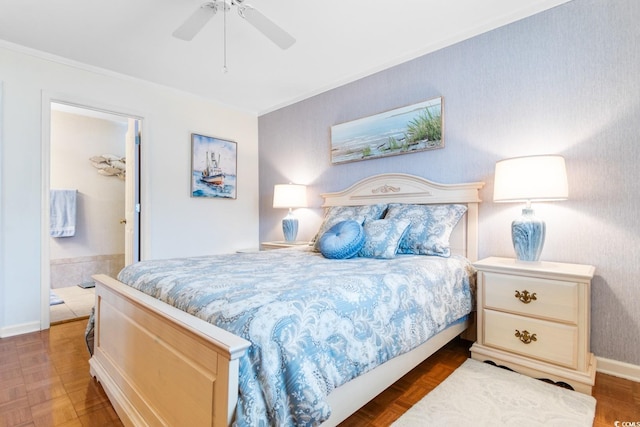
384 204 467 257
358 219 411 259
313 204 387 251
318 220 365 259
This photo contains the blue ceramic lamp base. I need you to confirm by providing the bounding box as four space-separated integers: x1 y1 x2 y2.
282 210 299 242
511 208 546 262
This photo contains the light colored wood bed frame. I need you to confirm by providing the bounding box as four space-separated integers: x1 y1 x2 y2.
90 173 484 426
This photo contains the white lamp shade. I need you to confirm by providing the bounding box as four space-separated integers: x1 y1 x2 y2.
273 184 307 208
493 155 569 203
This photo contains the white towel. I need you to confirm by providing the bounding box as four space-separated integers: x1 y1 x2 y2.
50 189 77 237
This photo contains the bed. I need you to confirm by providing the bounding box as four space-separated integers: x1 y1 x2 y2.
90 173 484 426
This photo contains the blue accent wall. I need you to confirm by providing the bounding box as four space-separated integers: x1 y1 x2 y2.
259 0 640 365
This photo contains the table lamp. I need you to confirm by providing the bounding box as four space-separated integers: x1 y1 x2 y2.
273 183 307 242
493 155 568 262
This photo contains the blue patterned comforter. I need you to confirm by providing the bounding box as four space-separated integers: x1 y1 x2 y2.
117 247 475 426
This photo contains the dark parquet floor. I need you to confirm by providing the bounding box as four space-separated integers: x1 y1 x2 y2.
1 320 637 426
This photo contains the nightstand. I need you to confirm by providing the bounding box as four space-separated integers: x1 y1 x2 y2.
260 241 309 250
470 256 596 394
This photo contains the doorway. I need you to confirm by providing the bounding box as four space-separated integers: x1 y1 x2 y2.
42 99 141 327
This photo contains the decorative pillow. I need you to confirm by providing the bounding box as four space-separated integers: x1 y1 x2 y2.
312 204 387 251
384 204 467 257
358 219 411 259
318 220 365 259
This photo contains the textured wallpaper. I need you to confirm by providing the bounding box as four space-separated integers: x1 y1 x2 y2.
258 0 640 366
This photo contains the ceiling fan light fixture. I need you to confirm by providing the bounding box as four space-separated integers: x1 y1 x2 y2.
172 0 295 49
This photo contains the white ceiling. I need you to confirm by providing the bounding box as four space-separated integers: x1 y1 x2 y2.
0 0 570 115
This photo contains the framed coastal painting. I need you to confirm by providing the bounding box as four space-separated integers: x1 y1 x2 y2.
330 96 443 164
191 133 237 199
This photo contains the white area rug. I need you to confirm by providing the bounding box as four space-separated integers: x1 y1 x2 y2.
392 358 596 427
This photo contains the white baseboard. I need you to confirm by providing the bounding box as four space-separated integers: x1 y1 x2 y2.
0 321 41 338
597 356 640 383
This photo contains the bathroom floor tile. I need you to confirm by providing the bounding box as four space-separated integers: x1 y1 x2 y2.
49 287 95 324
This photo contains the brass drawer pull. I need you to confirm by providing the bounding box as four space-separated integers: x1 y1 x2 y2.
515 290 537 304
515 329 537 344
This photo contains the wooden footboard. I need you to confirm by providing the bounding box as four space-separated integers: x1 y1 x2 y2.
90 274 250 427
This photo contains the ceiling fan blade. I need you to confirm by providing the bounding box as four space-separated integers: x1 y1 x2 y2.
239 5 295 49
173 2 218 41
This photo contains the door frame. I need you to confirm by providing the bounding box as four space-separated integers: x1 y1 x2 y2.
41 93 145 329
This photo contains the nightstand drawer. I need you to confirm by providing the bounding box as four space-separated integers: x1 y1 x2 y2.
483 272 578 323
484 309 578 369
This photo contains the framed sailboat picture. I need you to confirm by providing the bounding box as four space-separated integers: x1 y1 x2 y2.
191 133 237 199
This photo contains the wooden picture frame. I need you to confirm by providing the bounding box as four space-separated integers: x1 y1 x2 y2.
330 97 443 164
191 133 237 199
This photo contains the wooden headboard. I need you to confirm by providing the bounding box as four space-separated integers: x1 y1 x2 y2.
320 173 484 261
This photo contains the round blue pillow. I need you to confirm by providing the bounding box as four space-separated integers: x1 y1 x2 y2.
318 220 365 259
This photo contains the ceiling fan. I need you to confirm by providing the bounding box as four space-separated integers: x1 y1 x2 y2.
173 0 296 50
